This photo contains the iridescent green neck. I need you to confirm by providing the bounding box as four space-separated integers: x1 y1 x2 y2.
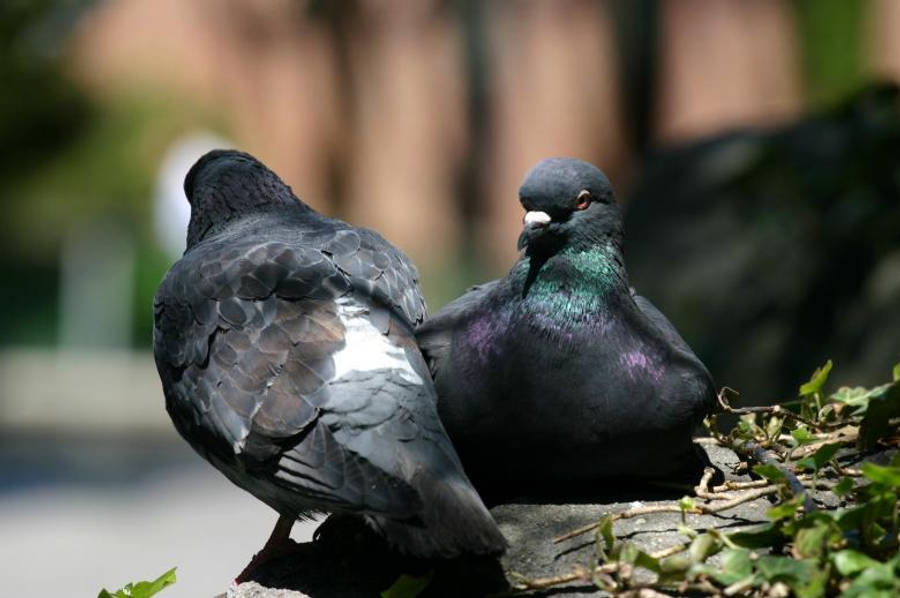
515 244 627 318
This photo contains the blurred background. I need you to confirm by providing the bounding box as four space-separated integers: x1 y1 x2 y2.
1 0 899 595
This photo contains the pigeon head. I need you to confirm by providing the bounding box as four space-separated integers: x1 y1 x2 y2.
184 149 309 249
516 158 621 256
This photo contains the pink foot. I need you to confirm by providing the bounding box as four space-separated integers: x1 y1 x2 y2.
234 514 295 584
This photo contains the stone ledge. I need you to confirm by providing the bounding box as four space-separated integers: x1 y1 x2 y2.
227 444 788 597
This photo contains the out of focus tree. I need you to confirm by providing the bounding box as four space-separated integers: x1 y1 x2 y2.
796 0 867 107
0 1 92 344
626 83 900 401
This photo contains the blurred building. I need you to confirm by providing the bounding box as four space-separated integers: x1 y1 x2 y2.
1 1 899 595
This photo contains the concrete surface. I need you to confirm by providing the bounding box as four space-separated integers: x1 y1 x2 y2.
0 438 319 598
228 444 773 597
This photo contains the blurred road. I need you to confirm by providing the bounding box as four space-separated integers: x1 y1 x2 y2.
0 456 320 597
0 350 320 597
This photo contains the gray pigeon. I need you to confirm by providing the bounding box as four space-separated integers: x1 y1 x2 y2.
152 150 505 559
416 158 717 503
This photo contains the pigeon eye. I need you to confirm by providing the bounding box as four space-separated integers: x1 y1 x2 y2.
575 190 591 210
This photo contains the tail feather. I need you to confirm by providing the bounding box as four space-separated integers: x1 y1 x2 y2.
369 475 506 559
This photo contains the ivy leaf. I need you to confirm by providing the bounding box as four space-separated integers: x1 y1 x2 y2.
595 514 615 560
129 568 176 598
861 462 900 487
97 568 176 598
755 555 824 597
690 548 754 586
841 575 900 597
609 541 657 573
794 522 831 559
688 533 718 563
767 496 804 521
753 463 787 483
634 549 661 573
893 362 900 382
800 360 832 396
678 495 696 513
859 383 900 451
838 562 900 597
796 443 841 472
833 477 854 496
660 554 692 575
832 550 882 576
791 427 816 447
729 523 783 549
831 386 882 413
765 415 784 440
832 504 866 532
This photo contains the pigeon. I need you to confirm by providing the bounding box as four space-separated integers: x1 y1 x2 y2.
152 150 505 561
416 158 717 503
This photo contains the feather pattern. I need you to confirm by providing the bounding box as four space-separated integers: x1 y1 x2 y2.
416 158 717 504
153 150 504 557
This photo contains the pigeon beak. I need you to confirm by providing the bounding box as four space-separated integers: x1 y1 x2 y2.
523 210 551 228
518 210 552 250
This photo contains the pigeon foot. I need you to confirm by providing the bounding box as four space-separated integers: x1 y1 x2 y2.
234 514 296 584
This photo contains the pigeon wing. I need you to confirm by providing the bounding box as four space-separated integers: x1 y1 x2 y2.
153 232 421 516
415 280 499 378
328 227 427 325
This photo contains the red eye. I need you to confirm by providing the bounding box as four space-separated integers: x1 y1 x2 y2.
575 190 591 210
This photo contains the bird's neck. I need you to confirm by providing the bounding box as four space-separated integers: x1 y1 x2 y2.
516 243 629 318
186 198 308 249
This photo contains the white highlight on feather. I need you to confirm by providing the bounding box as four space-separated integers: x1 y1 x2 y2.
523 210 551 226
331 296 423 385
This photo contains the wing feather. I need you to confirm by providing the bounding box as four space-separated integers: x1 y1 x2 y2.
154 226 429 515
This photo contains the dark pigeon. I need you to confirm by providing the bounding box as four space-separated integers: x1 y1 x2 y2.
152 150 505 559
416 158 717 503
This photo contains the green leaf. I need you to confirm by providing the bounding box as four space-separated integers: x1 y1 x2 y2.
833 477 854 496
753 463 787 483
893 362 900 382
832 550 881 576
729 523 783 548
611 541 660 573
678 495 696 512
688 533 718 563
791 427 816 447
634 549 661 574
127 568 176 598
756 555 819 595
381 572 433 598
796 443 841 472
660 554 692 574
800 360 832 396
617 541 640 565
765 416 784 440
795 565 830 598
734 412 766 440
833 504 866 532
795 522 832 559
830 387 874 418
768 496 804 521
859 383 900 451
690 548 754 586
98 568 176 598
839 564 900 597
595 514 615 560
861 462 900 487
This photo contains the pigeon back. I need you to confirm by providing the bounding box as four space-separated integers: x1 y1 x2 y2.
153 150 505 557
